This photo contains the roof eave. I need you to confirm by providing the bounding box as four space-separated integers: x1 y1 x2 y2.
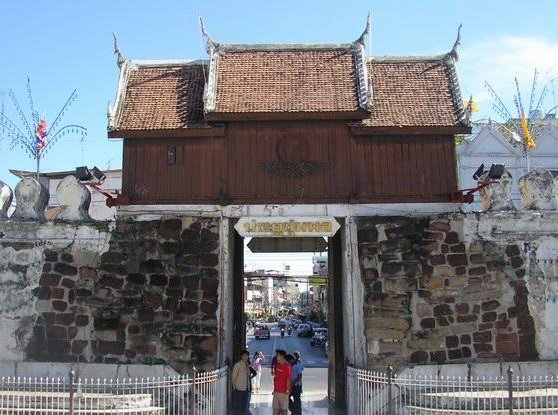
349 124 472 136
205 110 368 122
108 125 226 139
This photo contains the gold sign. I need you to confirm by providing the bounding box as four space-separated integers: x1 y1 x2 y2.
235 217 340 238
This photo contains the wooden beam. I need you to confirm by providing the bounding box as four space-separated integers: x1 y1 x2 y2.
349 124 471 136
108 126 226 139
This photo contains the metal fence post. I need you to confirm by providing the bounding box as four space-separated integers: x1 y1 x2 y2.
69 370 75 415
507 366 514 415
387 366 394 415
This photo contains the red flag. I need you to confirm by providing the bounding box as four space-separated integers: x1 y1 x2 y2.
35 119 48 152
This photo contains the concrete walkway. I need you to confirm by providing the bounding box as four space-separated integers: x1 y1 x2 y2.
248 368 345 414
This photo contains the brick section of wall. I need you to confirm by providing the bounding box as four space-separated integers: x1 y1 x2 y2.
358 214 536 368
25 217 220 372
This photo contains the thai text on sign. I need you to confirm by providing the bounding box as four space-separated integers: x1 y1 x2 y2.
235 217 340 237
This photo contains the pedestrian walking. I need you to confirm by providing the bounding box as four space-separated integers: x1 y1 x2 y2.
251 351 264 393
232 350 253 415
289 353 303 415
272 350 292 415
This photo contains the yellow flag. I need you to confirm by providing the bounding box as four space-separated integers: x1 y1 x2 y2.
521 116 536 149
464 99 479 112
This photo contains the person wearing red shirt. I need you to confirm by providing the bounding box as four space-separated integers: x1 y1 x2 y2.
272 350 292 415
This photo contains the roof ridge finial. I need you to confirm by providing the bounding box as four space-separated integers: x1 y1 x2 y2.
447 24 462 61
112 33 126 69
355 12 372 47
199 16 217 54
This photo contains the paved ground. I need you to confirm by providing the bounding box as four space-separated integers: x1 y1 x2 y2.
245 325 342 413
249 368 345 414
246 325 328 368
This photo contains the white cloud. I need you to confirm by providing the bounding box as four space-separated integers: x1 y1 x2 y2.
458 36 558 120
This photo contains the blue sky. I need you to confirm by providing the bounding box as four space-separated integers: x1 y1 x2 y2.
1 0 557 191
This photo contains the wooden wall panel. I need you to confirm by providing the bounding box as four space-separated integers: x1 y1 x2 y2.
122 121 457 205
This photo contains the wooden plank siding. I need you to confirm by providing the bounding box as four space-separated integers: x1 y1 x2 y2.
122 120 457 205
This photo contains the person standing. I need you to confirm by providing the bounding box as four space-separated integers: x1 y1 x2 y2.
272 350 292 415
232 350 252 415
290 353 303 415
271 348 280 377
251 351 264 394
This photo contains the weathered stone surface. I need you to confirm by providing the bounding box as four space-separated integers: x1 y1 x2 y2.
479 169 516 211
519 168 557 210
12 177 49 220
0 180 13 220
56 175 91 221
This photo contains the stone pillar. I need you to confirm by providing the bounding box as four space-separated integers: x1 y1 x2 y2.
12 177 49 221
56 175 91 221
479 170 515 212
519 168 558 210
0 180 13 219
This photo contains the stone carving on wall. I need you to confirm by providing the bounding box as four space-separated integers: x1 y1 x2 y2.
479 170 515 212
0 180 13 220
56 175 91 221
12 177 49 221
519 168 558 210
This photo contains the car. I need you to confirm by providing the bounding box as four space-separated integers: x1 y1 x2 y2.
254 325 270 340
297 323 312 337
310 328 328 347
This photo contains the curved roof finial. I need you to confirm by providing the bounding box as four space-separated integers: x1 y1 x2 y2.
112 33 126 69
447 24 462 61
199 16 217 54
355 12 372 47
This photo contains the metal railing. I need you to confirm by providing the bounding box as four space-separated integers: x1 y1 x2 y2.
347 365 558 414
0 367 228 414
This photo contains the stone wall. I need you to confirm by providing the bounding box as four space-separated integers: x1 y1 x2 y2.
0 216 220 372
357 213 552 368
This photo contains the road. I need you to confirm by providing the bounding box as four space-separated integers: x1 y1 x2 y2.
246 326 336 413
246 324 328 368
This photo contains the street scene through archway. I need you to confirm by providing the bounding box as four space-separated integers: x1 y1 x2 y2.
242 238 331 413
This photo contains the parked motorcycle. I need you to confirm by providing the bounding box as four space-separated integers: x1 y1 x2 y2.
280 327 285 337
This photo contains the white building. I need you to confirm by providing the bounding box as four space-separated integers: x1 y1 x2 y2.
457 118 558 210
10 168 122 220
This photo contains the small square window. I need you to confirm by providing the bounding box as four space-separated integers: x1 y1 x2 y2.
167 146 176 165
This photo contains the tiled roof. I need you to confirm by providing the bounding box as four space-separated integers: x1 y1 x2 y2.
356 58 464 127
109 46 468 134
112 62 208 131
209 46 363 116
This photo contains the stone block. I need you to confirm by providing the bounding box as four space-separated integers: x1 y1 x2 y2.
445 232 459 244
366 317 410 331
410 350 429 363
430 350 447 363
140 259 164 273
519 168 557 210
460 334 471 344
448 349 463 360
99 274 123 289
473 331 492 343
93 340 125 355
383 277 417 293
378 239 411 254
433 304 452 316
159 219 183 239
420 318 436 329
447 254 468 266
54 263 77 276
52 300 68 311
75 315 89 326
479 170 516 212
365 328 406 340
149 274 168 286
56 175 91 221
0 180 13 220
430 255 446 265
429 221 451 232
46 324 68 339
12 177 49 220
446 335 459 348
474 343 493 353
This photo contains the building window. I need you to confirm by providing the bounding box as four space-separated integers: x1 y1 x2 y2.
167 146 176 165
